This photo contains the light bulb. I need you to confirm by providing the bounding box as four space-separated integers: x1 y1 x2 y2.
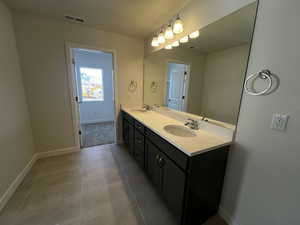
173 17 183 34
189 30 199 39
165 25 174 39
172 41 179 47
151 37 159 47
180 36 189 43
165 45 172 50
158 32 165 44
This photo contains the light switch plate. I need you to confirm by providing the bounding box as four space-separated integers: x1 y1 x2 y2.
271 113 289 131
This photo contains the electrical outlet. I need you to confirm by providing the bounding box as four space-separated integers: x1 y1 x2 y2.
271 113 289 131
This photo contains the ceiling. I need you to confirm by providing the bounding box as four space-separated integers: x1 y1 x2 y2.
181 2 257 53
3 0 191 39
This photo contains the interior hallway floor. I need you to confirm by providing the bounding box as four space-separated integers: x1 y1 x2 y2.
81 121 115 147
0 144 228 225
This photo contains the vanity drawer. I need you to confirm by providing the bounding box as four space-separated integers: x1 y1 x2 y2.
123 111 134 124
135 120 145 134
145 128 188 170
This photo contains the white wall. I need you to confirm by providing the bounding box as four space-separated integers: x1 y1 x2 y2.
13 12 144 152
201 45 250 124
220 1 300 225
0 1 35 201
74 49 114 124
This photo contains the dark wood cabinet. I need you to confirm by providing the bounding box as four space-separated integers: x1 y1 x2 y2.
146 139 186 223
122 112 134 155
134 129 145 168
161 154 186 223
122 110 229 225
146 140 162 190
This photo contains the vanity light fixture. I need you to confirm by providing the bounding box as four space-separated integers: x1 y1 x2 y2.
165 44 173 50
165 24 174 39
173 16 184 34
151 37 159 47
180 36 189 43
172 41 180 47
158 31 166 44
189 30 200 39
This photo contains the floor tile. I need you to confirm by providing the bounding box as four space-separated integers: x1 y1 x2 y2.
0 144 228 225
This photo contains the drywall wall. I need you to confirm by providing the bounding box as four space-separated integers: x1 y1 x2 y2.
0 1 35 201
220 1 300 225
13 12 144 152
144 47 205 115
201 45 250 124
73 49 115 124
146 0 256 54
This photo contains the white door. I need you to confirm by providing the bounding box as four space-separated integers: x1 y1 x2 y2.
166 63 187 111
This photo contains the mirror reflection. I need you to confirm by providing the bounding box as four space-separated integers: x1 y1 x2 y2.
144 2 257 125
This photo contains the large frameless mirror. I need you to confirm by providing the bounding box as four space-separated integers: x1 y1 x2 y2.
143 2 258 126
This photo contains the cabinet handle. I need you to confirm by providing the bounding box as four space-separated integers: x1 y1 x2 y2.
156 154 160 165
158 157 165 168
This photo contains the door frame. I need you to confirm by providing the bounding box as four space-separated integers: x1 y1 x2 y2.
165 60 191 112
65 42 118 149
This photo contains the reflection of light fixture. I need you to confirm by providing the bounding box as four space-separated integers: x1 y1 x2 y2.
173 16 183 34
189 30 199 39
151 37 159 47
165 44 172 50
172 41 179 47
165 25 174 39
180 36 189 43
158 31 165 44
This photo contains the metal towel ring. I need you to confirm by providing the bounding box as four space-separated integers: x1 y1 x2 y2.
244 69 272 96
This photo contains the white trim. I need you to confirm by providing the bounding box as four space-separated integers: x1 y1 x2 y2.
0 146 80 212
0 154 37 212
219 206 238 225
36 146 80 159
64 42 119 148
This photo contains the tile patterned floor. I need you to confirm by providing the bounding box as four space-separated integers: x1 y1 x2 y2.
0 144 227 225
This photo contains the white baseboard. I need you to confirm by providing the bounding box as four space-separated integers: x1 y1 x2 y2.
0 153 37 212
219 206 237 225
0 146 80 212
36 146 80 159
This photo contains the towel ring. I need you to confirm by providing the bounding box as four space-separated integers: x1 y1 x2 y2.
244 69 272 96
128 80 137 92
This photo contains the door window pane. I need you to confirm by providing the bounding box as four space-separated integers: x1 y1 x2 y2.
80 67 104 101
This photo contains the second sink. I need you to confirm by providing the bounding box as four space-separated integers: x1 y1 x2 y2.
163 125 196 137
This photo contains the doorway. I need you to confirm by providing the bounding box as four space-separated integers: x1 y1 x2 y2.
70 47 116 148
166 62 190 111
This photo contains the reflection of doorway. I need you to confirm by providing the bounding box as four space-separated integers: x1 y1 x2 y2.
166 62 190 111
71 48 116 148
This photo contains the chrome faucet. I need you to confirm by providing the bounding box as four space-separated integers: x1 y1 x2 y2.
185 118 199 130
142 104 151 111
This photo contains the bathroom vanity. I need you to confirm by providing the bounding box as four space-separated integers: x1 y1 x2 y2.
122 108 231 225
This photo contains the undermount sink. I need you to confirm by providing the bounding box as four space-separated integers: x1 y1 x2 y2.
163 125 196 137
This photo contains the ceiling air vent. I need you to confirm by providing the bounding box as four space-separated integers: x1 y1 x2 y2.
64 15 86 23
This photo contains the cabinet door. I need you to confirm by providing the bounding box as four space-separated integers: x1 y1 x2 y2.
134 130 145 168
128 123 134 155
123 119 129 145
146 140 162 191
161 155 186 223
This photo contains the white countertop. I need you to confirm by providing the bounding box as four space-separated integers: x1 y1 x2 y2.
122 107 232 156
